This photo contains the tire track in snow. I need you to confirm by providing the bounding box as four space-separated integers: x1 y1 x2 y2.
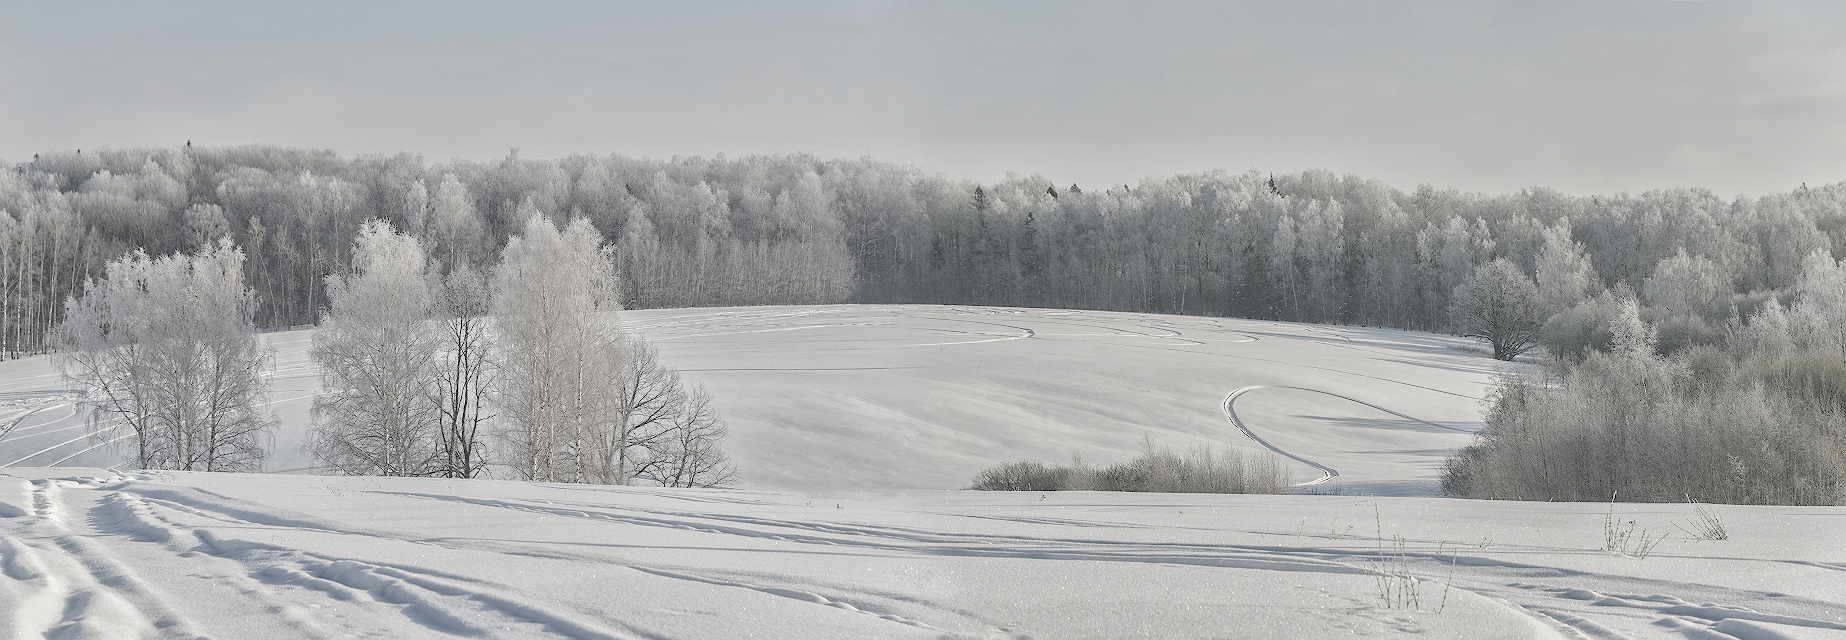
0 399 76 443
625 566 942 632
374 491 1371 577
1221 385 1471 487
892 308 1037 347
131 481 945 638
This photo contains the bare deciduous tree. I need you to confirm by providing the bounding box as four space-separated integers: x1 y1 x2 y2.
432 265 493 479
1450 258 1542 361
615 338 737 488
607 336 683 484
644 385 738 488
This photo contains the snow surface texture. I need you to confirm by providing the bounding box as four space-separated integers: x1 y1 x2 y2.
0 305 1842 638
0 470 1842 638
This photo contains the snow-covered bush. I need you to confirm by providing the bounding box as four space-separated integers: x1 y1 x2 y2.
971 461 1072 491
971 441 1290 494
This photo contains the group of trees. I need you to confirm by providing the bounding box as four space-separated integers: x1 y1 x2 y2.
308 215 736 486
1444 256 1846 505
53 205 734 486
6 146 1843 355
52 240 274 471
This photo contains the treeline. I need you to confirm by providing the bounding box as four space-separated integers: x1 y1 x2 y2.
7 145 1845 361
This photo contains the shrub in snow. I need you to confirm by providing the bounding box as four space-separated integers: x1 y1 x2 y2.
1675 505 1729 541
1602 495 1668 558
971 461 1070 491
971 440 1290 494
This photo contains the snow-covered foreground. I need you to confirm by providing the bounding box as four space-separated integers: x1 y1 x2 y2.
0 305 1842 638
1 469 1844 638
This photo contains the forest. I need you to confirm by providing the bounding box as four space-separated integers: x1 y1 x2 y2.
4 145 1844 502
4 145 1844 351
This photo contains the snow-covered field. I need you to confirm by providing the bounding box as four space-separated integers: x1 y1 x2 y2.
1 305 1843 638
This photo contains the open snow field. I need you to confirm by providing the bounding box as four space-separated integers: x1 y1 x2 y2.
1 305 1843 638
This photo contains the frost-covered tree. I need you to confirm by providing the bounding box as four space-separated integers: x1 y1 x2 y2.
1295 200 1346 322
54 240 274 471
402 179 431 239
182 203 231 250
1419 216 1497 329
1450 258 1542 361
430 173 484 270
1534 222 1599 316
1641 249 1728 318
309 221 442 476
1794 249 1846 325
492 213 625 483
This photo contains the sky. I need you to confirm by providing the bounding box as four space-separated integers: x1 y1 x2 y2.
2 1 1843 197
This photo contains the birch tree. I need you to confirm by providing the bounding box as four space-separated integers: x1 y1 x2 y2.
492 213 624 483
1534 222 1599 316
309 221 442 476
54 239 274 471
431 265 493 479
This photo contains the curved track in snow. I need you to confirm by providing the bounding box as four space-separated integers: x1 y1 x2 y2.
1221 385 1467 487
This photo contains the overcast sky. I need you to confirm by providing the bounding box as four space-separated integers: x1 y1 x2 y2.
2 1 1842 197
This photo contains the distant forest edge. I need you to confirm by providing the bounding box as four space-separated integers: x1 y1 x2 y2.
4 144 1845 359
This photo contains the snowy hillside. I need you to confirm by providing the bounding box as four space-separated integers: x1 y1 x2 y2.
4 304 1500 494
2 305 1844 638
622 305 1501 495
